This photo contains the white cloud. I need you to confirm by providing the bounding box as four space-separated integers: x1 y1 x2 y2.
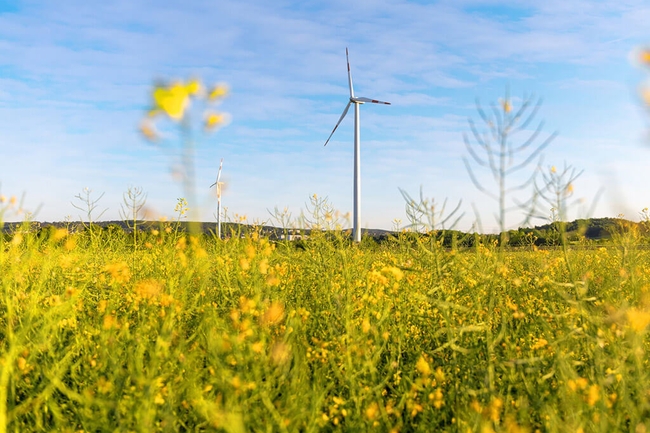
0 0 649 230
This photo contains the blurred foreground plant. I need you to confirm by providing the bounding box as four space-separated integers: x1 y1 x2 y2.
463 90 556 246
639 47 650 107
399 187 463 233
140 78 229 233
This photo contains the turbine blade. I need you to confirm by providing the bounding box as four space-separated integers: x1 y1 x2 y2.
324 102 352 146
210 157 224 187
346 48 354 98
354 96 391 105
217 158 223 183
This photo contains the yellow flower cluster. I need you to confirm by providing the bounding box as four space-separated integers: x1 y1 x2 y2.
140 78 229 141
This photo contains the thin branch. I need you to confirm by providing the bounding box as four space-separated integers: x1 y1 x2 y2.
463 157 498 200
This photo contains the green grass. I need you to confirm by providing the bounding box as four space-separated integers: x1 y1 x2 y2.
1 223 650 432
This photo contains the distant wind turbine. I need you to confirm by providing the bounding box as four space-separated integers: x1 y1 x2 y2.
210 158 224 239
324 48 391 242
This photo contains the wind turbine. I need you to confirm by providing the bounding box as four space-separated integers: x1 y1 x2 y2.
324 48 390 242
210 158 224 239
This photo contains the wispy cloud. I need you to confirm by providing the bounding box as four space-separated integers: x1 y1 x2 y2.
0 0 648 229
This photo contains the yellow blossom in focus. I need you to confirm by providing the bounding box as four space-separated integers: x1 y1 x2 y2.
550 166 557 173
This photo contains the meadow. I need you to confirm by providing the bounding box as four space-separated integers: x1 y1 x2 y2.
1 212 650 433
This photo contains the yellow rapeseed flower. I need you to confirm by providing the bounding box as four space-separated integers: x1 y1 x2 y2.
531 338 548 350
416 355 432 376
204 112 227 130
185 78 202 95
139 119 159 141
365 402 379 420
640 48 650 66
642 87 650 106
501 99 512 113
565 183 574 195
153 82 190 121
259 258 269 275
261 302 285 326
208 84 229 101
362 318 371 334
488 397 503 422
52 228 68 241
586 384 600 406
626 308 650 333
104 261 131 284
135 279 164 301
382 266 404 281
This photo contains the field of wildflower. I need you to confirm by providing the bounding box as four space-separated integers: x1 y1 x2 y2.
1 216 650 433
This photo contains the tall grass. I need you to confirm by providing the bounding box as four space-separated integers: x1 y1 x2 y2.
1 214 649 432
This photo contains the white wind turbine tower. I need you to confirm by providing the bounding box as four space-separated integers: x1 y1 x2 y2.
210 158 224 239
324 48 390 242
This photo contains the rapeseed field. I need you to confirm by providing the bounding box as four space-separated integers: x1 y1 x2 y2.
1 217 649 432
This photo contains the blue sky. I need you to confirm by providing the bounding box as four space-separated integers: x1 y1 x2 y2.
0 0 649 232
